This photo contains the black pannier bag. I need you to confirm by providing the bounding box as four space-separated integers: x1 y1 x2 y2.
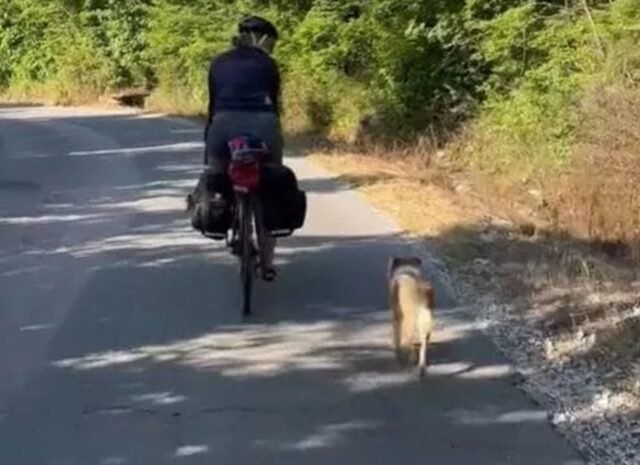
188 168 234 240
260 164 307 237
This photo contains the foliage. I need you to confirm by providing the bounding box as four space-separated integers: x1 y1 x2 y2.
0 0 151 101
0 0 638 157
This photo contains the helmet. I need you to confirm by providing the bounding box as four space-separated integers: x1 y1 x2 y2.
238 16 279 41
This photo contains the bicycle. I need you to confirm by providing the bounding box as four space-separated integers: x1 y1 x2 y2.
191 135 305 317
226 135 270 317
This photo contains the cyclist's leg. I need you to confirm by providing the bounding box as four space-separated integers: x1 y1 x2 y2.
211 112 281 277
255 114 283 278
263 116 284 165
191 119 228 214
254 196 275 278
205 113 233 172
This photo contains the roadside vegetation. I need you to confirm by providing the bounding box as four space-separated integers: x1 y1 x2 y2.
2 2 639 460
1 0 638 252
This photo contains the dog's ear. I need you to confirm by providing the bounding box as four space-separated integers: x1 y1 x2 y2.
388 257 399 277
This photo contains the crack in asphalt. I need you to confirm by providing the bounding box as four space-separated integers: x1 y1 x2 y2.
0 180 42 192
79 403 344 419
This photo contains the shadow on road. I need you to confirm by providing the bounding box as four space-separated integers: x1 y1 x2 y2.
0 110 583 465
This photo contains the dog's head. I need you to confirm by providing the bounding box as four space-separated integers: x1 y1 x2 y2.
388 256 422 278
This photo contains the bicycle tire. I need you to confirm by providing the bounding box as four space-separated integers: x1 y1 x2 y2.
239 195 255 317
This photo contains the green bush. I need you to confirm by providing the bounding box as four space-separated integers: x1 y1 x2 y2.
0 0 638 163
0 0 151 101
0 0 66 91
458 0 640 177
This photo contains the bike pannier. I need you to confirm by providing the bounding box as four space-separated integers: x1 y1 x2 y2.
260 164 307 237
188 169 234 239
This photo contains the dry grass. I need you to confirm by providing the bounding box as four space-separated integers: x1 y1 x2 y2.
545 84 640 258
144 88 206 119
2 85 207 118
312 150 484 238
0 86 126 110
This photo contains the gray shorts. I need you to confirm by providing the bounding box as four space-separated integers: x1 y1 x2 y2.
205 111 283 171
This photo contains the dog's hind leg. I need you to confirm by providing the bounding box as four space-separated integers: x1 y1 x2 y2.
418 333 430 378
390 284 404 363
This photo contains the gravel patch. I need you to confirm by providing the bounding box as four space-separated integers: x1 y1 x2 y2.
452 258 640 465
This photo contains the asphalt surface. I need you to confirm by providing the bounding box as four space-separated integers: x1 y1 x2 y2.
0 106 584 465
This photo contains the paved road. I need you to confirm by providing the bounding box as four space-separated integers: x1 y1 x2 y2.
0 106 583 465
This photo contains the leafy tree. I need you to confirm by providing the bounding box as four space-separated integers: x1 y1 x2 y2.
0 0 638 155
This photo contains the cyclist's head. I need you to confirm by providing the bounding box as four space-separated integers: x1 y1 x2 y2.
235 16 279 54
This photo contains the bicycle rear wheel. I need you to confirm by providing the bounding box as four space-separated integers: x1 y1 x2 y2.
238 195 255 317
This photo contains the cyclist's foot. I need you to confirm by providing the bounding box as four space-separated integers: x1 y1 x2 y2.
262 267 277 282
229 239 240 256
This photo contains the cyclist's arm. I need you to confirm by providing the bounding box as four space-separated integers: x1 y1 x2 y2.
271 61 282 116
204 61 216 141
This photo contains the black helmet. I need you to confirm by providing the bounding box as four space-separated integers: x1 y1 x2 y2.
238 16 279 41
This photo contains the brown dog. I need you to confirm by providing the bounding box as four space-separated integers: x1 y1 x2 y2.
388 257 435 378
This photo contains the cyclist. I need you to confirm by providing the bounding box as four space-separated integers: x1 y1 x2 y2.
204 16 282 281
